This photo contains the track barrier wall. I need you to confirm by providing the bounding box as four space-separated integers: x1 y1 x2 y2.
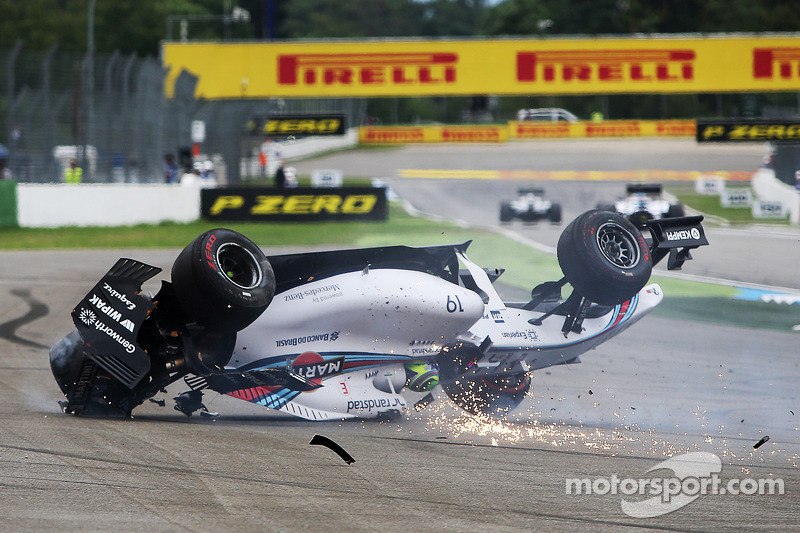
16 184 203 228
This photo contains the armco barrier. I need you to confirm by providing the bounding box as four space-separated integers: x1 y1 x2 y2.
0 180 17 228
17 184 203 228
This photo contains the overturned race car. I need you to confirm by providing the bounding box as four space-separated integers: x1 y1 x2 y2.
51 210 707 421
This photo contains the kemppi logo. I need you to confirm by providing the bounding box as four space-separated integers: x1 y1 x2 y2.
278 52 458 86
517 49 695 83
753 48 800 80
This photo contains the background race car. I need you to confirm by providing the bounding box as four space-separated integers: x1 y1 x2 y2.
597 183 685 227
499 188 562 223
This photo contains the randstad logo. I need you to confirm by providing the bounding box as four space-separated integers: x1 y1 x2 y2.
277 53 458 86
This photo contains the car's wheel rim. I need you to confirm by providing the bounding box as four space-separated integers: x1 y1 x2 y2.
596 222 640 269
216 243 262 289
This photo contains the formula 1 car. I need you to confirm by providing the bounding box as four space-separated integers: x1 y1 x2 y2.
598 183 685 227
499 188 562 223
50 210 707 420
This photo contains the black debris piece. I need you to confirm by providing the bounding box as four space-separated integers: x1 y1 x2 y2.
589 390 593 395
414 392 435 412
310 434 356 465
753 436 770 449
149 398 166 407
791 410 795 416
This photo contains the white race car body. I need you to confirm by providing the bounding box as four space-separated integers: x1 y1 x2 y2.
228 251 661 420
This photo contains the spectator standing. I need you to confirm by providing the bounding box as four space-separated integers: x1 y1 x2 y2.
164 153 180 183
65 159 82 184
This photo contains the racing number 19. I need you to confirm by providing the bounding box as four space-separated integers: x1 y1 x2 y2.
447 294 464 313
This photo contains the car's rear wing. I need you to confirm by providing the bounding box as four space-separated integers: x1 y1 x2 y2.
71 258 161 389
626 183 663 195
645 215 709 270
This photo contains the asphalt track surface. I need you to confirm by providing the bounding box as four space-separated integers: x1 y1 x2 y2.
1 139 798 532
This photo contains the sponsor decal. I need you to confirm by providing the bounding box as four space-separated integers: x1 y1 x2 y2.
81 310 136 354
412 348 438 355
276 331 340 348
587 121 642 137
490 310 505 323
346 397 405 413
291 352 344 385
283 283 341 303
246 114 346 136
102 282 136 310
656 121 696 137
517 49 695 84
278 52 458 87
697 120 800 142
88 294 135 332
665 228 701 241
202 187 387 221
515 122 571 138
441 127 501 142
753 47 800 80
361 127 425 143
498 330 540 342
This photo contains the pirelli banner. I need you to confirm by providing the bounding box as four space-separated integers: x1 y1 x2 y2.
360 125 507 143
697 119 800 143
201 187 388 222
163 35 800 98
359 120 694 143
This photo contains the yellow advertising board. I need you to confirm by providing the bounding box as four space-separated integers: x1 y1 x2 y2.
163 35 800 99
509 119 695 139
359 120 694 143
359 125 508 143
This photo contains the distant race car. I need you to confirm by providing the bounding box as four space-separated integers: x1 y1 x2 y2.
500 188 562 223
50 210 707 421
598 183 685 227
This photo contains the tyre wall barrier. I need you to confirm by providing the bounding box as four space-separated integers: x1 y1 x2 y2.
16 183 204 228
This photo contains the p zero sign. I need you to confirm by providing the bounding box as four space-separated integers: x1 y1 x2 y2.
245 114 346 137
696 120 800 142
164 35 800 98
201 187 388 222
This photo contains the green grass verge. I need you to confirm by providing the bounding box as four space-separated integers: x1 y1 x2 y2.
668 185 790 225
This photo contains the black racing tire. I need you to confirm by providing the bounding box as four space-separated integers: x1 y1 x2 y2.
557 210 652 305
499 202 514 223
667 203 685 218
548 203 562 223
171 228 275 332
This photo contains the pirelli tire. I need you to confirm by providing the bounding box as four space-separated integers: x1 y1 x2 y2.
548 203 562 223
499 202 514 223
557 210 652 306
171 228 276 332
